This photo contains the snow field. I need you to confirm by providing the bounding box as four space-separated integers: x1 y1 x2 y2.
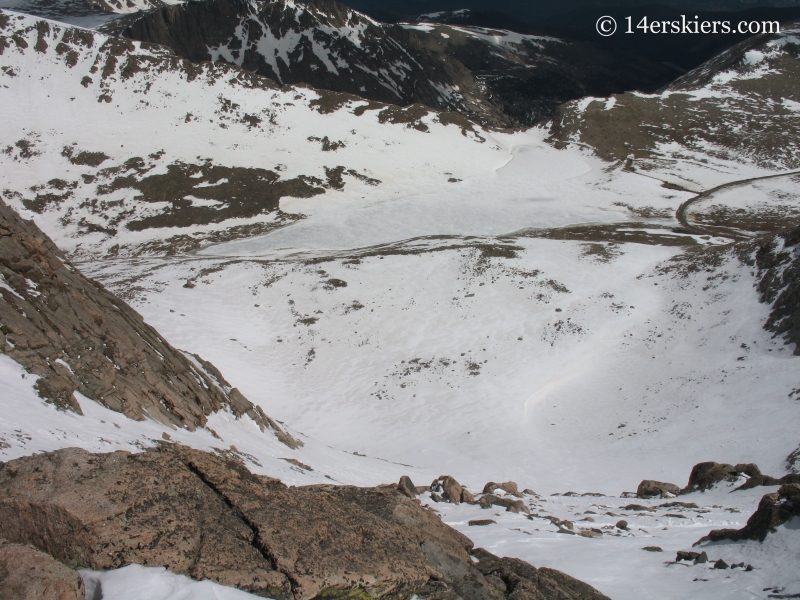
1 11 799 600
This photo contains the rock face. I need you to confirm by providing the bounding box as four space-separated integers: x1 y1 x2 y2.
0 199 299 447
471 548 609 600
636 480 680 499
681 462 763 493
397 475 418 498
0 539 84 600
699 483 800 544
754 225 800 355
0 445 610 600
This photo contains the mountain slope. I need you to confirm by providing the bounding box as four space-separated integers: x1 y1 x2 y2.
548 22 800 185
119 0 677 128
121 0 509 126
403 14 677 125
0 195 300 446
0 9 499 260
2 8 800 599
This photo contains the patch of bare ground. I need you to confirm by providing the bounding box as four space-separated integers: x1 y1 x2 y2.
111 211 306 258
690 204 800 236
612 202 674 219
580 242 623 263
511 223 698 247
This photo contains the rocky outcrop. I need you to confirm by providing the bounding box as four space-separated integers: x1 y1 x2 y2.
636 480 680 499
698 483 800 544
479 494 529 514
483 481 523 497
397 475 418 499
0 539 84 600
0 445 610 600
788 446 800 474
681 462 763 493
471 548 610 600
0 199 299 447
754 225 800 355
734 472 800 490
430 475 475 504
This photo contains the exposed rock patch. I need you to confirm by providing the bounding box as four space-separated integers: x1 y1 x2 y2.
479 494 529 514
471 548 610 600
753 225 800 354
0 445 610 600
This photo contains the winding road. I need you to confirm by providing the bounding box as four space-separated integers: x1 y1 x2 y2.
675 169 800 240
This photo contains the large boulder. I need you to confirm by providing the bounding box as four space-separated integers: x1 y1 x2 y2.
478 494 529 514
397 475 419 499
483 481 523 498
430 475 475 504
681 462 762 493
699 483 800 544
0 539 84 600
0 445 293 599
636 480 680 499
0 446 608 600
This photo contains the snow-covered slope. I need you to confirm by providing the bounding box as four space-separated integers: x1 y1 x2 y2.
121 0 505 125
121 0 678 128
0 0 184 30
2 9 800 600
